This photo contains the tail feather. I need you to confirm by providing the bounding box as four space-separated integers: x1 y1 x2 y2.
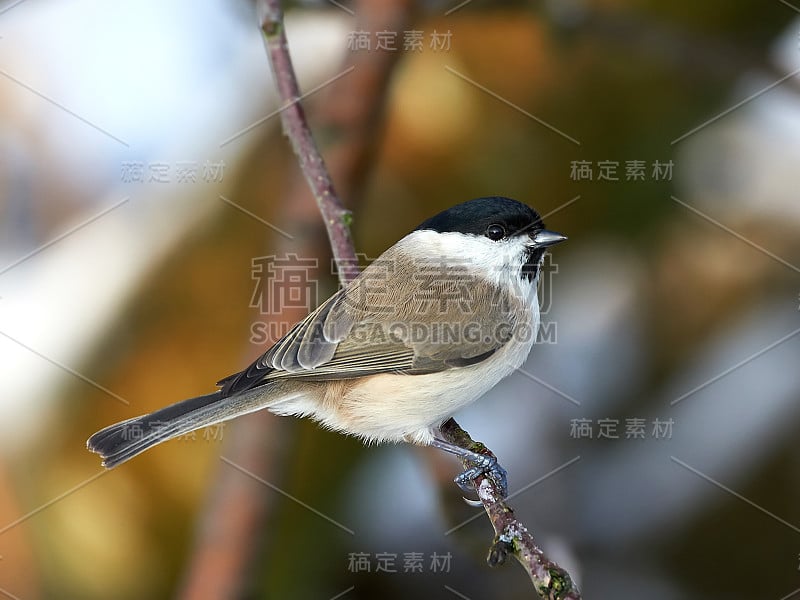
87 390 240 468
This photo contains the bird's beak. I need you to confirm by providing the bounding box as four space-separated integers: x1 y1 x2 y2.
531 229 567 248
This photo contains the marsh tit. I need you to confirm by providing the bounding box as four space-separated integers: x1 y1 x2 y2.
87 196 566 495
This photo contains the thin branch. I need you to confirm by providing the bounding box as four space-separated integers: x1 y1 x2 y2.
258 2 581 597
187 2 581 598
258 0 358 285
440 419 582 599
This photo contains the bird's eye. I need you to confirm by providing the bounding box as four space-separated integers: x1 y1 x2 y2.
485 224 506 241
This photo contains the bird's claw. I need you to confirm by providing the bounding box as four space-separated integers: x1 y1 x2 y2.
454 453 508 500
429 437 509 500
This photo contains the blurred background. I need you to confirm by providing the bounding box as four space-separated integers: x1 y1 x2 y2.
0 0 798 598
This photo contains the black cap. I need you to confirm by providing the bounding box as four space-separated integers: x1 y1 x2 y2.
414 196 544 237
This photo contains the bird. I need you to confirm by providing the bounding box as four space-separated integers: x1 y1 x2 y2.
87 196 566 496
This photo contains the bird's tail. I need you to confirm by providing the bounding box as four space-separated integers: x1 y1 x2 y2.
87 387 268 468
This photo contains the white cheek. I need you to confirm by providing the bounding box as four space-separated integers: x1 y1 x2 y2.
398 230 532 291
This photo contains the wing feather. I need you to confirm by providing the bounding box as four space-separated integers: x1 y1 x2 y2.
218 244 524 396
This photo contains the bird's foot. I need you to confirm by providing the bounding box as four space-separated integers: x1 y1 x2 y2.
454 454 508 499
430 438 509 500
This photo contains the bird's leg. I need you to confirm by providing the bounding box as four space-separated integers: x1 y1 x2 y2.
430 437 508 499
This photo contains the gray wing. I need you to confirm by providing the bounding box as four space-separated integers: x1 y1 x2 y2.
218 246 521 396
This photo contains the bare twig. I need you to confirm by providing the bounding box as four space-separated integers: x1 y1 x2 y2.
184 2 581 598
440 419 582 600
258 0 358 285
255 2 582 598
